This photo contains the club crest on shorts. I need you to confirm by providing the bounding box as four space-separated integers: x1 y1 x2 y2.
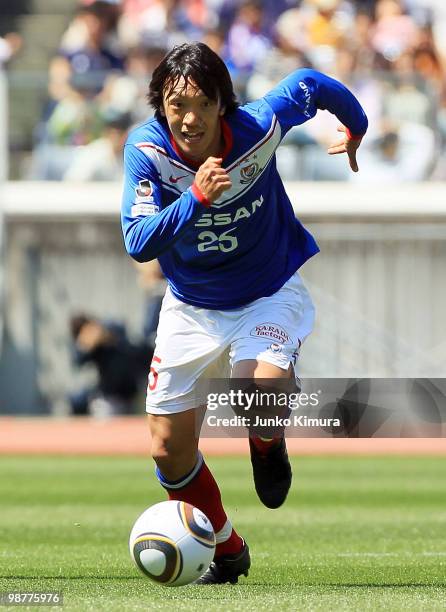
250 323 292 344
269 343 283 353
240 162 261 184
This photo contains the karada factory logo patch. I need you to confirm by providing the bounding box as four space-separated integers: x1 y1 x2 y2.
250 323 292 344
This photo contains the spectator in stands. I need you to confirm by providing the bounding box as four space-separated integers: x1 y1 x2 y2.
169 0 213 42
405 0 446 62
37 0 124 154
413 42 445 99
69 313 152 416
76 0 122 53
59 2 124 94
266 4 311 58
63 111 131 181
332 46 383 140
349 10 376 72
246 13 311 99
349 119 436 182
117 0 170 50
225 0 271 94
305 0 350 47
0 32 22 69
44 72 104 146
383 67 434 126
412 38 446 170
371 0 419 62
29 70 106 180
201 28 227 57
299 0 354 72
97 45 166 123
217 0 295 39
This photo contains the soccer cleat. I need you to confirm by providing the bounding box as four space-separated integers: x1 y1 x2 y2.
249 437 292 509
195 541 250 585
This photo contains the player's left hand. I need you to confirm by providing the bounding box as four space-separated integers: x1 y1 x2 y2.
327 125 363 173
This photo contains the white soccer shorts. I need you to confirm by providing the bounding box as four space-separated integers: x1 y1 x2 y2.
146 271 315 414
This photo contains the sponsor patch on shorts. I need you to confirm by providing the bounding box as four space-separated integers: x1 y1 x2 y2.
250 323 292 344
131 203 160 217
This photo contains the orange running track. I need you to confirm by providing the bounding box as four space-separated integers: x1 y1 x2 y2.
0 417 445 455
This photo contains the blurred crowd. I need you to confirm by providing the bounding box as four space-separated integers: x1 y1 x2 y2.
23 0 446 181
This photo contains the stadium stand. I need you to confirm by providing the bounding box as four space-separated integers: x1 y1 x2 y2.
0 0 445 181
2 0 79 178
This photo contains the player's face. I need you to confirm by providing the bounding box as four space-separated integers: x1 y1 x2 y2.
162 78 225 162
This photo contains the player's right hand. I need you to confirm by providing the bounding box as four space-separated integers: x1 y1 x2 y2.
194 157 232 202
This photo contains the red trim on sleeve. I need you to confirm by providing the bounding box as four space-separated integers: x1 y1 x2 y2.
346 127 364 141
191 183 212 208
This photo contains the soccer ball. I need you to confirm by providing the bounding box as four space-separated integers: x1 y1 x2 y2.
129 500 216 586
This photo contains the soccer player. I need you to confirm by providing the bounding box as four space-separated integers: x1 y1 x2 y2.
121 42 367 584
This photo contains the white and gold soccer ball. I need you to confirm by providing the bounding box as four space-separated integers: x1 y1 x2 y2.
129 500 216 586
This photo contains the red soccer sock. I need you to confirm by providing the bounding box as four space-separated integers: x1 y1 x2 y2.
158 455 244 557
249 434 281 456
214 528 244 557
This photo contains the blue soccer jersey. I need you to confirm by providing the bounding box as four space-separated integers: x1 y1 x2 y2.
121 69 368 309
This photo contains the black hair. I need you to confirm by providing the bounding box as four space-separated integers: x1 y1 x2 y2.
148 42 238 118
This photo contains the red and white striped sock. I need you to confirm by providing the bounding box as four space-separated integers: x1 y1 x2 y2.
156 452 244 558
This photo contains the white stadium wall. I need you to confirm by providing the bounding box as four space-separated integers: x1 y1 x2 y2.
1 182 446 413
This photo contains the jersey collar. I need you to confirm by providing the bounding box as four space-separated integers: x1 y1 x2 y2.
169 118 233 169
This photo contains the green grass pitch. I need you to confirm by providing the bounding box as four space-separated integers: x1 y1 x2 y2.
1 455 446 611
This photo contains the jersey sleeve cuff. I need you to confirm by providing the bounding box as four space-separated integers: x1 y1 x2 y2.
191 183 212 208
346 127 364 141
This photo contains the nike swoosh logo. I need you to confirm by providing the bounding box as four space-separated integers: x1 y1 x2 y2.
169 174 188 183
